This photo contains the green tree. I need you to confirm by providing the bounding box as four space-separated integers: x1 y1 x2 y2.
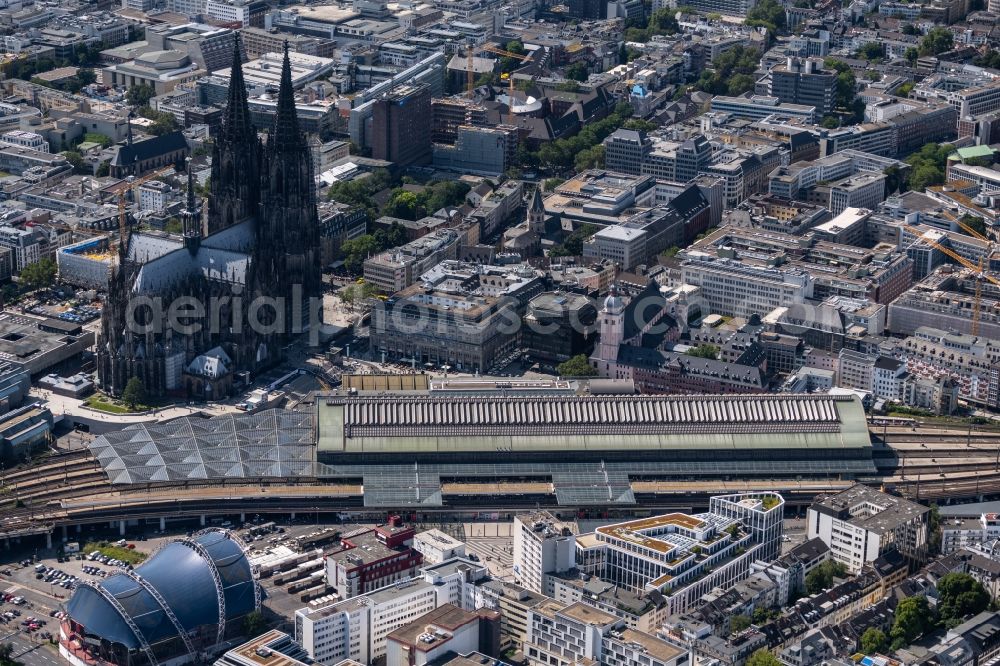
122 376 147 410
575 144 605 171
383 190 423 221
905 142 954 192
727 73 756 96
805 560 847 594
0 642 23 666
340 284 358 307
891 596 931 649
897 81 915 97
373 221 407 250
423 180 471 212
974 48 1000 69
551 223 597 256
937 573 990 626
501 40 526 72
242 610 266 637
341 234 379 273
861 627 887 654
78 68 96 87
19 257 57 291
901 23 921 36
694 46 761 96
905 47 920 64
745 0 785 32
958 214 987 238
746 649 781 666
565 62 589 81
920 27 954 56
138 108 178 137
857 42 885 61
96 160 110 177
556 354 597 377
649 8 679 33
883 165 907 194
83 132 113 148
125 83 155 108
623 118 657 132
686 344 719 360
730 614 752 634
61 150 88 174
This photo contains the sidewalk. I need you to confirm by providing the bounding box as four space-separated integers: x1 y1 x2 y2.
30 388 239 425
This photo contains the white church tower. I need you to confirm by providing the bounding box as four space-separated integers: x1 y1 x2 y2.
594 284 626 374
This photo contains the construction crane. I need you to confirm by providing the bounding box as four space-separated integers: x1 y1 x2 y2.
466 47 474 98
106 165 176 250
482 44 531 124
902 223 1000 336
937 207 992 243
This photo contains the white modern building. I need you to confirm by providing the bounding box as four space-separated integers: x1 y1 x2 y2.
139 180 171 212
295 559 489 665
710 95 817 123
679 253 814 319
2 131 48 152
807 484 930 573
513 512 577 595
582 225 648 271
413 529 466 565
574 493 785 615
942 514 1000 554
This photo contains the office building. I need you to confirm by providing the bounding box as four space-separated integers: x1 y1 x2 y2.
575 494 784 615
941 514 1000 555
370 260 544 372
807 484 930 573
326 519 424 599
363 229 460 293
414 530 466 565
888 269 1000 340
604 129 652 175
525 601 620 666
710 95 817 123
894 327 1000 410
513 512 577 594
138 180 171 213
372 84 432 166
657 0 757 15
768 58 837 116
296 559 491 665
215 631 312 666
520 291 598 365
385 604 500 666
828 173 886 214
432 124 518 176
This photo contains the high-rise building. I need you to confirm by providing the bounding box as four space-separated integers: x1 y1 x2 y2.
604 128 651 175
513 512 577 594
807 484 930 572
372 84 432 166
768 57 837 117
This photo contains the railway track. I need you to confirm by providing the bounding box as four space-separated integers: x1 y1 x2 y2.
0 425 996 538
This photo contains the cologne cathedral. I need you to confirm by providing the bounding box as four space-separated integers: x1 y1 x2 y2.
97 40 323 397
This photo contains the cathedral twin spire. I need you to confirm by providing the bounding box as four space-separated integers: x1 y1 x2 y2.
208 37 311 235
269 42 306 157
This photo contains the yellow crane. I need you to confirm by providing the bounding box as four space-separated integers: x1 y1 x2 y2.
106 165 177 249
465 46 475 98
937 208 992 243
902 223 1000 336
482 44 531 124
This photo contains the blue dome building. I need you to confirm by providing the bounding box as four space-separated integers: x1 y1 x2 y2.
60 529 260 666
